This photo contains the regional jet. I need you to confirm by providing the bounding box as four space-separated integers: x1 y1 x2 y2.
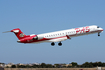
3 25 103 46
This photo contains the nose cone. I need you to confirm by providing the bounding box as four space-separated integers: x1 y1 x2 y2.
17 40 21 43
99 28 104 31
102 29 104 31
100 28 104 31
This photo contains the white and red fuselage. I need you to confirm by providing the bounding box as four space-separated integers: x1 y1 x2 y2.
8 25 103 46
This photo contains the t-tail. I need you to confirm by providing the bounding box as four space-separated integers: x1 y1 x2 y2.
3 28 36 43
10 28 27 40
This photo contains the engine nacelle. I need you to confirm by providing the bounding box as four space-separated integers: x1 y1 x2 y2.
33 35 44 40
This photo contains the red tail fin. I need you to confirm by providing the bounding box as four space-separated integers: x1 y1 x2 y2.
11 28 27 40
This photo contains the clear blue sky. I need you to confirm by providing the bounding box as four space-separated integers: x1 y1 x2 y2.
0 0 105 64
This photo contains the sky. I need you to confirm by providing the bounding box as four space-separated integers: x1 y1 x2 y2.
0 0 105 64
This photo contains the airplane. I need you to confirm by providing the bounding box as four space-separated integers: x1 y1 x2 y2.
3 25 103 46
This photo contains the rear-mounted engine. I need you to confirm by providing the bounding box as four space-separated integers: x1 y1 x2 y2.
33 35 44 40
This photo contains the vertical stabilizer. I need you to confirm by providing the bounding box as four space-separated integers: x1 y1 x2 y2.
11 28 26 40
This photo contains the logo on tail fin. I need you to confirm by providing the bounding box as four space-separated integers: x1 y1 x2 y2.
19 33 25 37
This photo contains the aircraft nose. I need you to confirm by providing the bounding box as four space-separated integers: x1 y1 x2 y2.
101 28 104 31
99 27 104 31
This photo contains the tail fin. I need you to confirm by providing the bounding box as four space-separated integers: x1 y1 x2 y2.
11 28 27 40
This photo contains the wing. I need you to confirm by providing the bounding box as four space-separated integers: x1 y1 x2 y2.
47 35 71 42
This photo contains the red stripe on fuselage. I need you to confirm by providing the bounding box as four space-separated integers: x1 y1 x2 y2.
25 30 102 43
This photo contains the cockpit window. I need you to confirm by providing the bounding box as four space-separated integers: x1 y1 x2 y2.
97 26 99 28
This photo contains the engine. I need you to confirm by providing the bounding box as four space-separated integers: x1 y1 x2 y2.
17 35 44 43
33 35 44 40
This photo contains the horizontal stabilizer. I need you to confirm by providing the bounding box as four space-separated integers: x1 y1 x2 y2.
2 31 10 33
